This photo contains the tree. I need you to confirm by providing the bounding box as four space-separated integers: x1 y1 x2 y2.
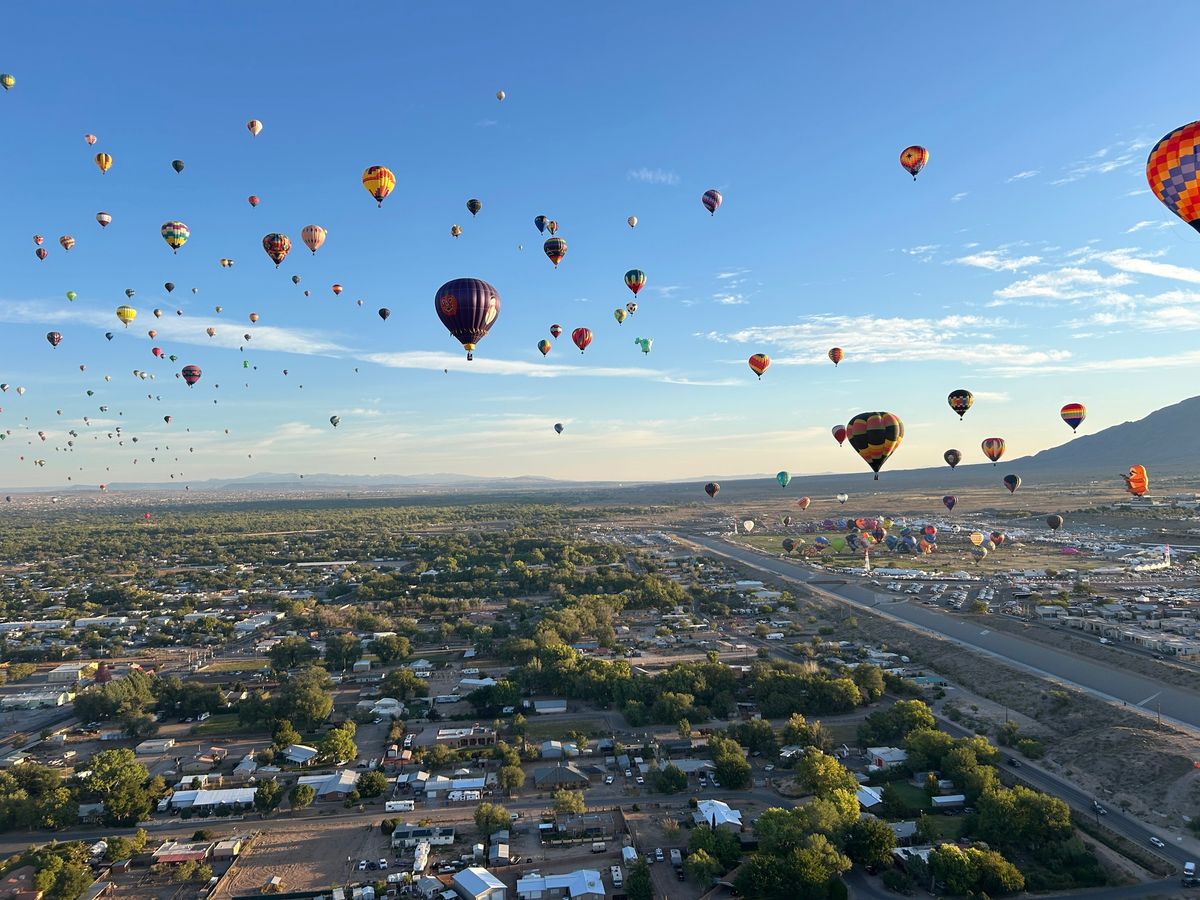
474 801 510 835
851 664 885 702
381 667 430 701
782 713 830 751
843 816 897 868
794 751 858 797
254 779 282 816
498 765 525 795
288 783 316 812
677 718 692 739
82 749 151 825
689 823 743 870
859 699 935 744
325 634 362 672
625 859 653 900
552 789 586 815
268 635 319 672
318 725 358 763
357 770 388 798
277 665 334 730
685 848 722 884
654 764 688 794
272 719 302 748
369 634 411 665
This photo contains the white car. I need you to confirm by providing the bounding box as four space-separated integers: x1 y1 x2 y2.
625 769 633 778
1149 836 1166 848
636 776 644 785
605 775 614 784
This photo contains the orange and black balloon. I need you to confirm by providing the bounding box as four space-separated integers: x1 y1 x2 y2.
847 411 904 480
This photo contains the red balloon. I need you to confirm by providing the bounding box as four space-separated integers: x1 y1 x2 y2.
571 327 593 353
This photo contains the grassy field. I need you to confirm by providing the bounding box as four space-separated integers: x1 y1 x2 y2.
523 716 611 742
923 814 966 840
200 658 269 674
189 713 261 737
886 780 932 813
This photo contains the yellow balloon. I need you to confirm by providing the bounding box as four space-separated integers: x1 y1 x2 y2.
115 305 137 327
95 152 113 174
969 531 984 546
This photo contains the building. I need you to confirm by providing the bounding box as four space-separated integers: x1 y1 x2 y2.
135 738 176 755
539 741 579 760
0 865 41 900
152 841 212 864
419 726 496 750
931 794 966 809
531 699 567 715
694 799 742 831
0 690 72 710
533 765 590 790
47 662 95 684
515 870 604 900
161 788 255 814
549 812 616 841
73 617 130 629
452 867 506 900
392 826 456 850
856 786 883 811
866 746 908 770
298 769 359 800
283 744 319 766
888 821 919 845
212 838 244 860
233 754 258 778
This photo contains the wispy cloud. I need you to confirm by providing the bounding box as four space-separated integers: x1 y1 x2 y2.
1125 220 1159 234
475 119 498 128
716 270 749 280
361 351 661 380
627 167 680 186
994 267 1133 300
1051 138 1148 186
952 250 1041 272
1007 170 1039 182
900 244 939 262
713 294 748 306
994 348 1200 378
971 390 1010 403
1098 252 1200 285
950 192 968 203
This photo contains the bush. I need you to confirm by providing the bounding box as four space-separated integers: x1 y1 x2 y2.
882 869 913 894
192 829 214 840
1016 737 1045 759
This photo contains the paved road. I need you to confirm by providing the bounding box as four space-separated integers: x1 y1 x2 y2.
677 532 1200 733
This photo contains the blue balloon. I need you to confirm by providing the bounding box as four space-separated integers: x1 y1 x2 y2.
534 215 549 234
105 332 114 341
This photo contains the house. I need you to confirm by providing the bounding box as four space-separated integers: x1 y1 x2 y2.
1 865 41 900
47 662 95 684
515 869 604 900
533 765 590 790
931 794 966 809
487 843 509 866
212 839 244 860
134 738 176 755
77 802 106 824
392 826 456 850
531 699 567 715
353 659 371 674
283 743 319 766
298 768 359 800
856 786 883 811
452 867 506 900
866 746 908 770
161 787 256 813
152 841 212 864
233 754 258 778
551 812 617 840
421 726 496 750
459 677 498 691
694 799 742 831
416 876 447 898
539 740 579 760
889 821 919 845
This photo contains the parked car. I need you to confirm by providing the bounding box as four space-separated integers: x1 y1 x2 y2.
655 848 664 862
1006 758 1021 767
636 776 644 785
605 775 614 784
358 860 367 871
378 859 388 869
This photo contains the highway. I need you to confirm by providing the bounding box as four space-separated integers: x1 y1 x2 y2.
678 532 1200 733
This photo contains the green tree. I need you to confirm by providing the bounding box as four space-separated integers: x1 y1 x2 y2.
794 751 859 797
843 816 897 868
254 779 282 816
272 719 301 748
782 713 830 750
654 764 688 794
552 789 586 815
381 667 430 701
709 735 751 790
288 783 316 812
277 665 334 730
473 801 510 835
625 858 653 900
498 765 525 795
851 664 885 702
324 634 362 672
357 770 388 798
689 823 743 870
82 749 151 826
677 718 692 739
268 636 319 672
318 725 358 763
369 634 411 665
685 848 722 884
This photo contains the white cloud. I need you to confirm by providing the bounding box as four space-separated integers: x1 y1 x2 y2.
361 350 660 380
475 119 498 128
952 250 1041 272
1125 220 1158 234
343 408 383 418
950 192 968 203
900 244 939 261
1098 252 1200 285
1051 139 1148 185
627 167 680 186
713 294 748 306
994 268 1133 300
994 348 1200 377
1007 170 1040 182
717 270 749 280
970 391 1011 403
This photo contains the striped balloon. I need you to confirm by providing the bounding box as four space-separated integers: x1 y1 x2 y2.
847 412 904 480
1060 402 1086 432
362 165 396 207
160 221 189 253
624 269 646 296
981 437 1006 465
702 189 723 215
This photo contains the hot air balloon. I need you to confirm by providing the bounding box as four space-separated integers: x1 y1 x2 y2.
1003 474 1021 494
900 145 929 180
944 449 962 469
571 327 592 353
243 333 251 342
1046 514 1064 531
116 306 136 327
301 225 326 254
544 237 567 267
59 235 75 251
836 493 848 505
125 289 135 299
105 333 113 341
35 248 47 260
206 327 216 338
550 324 563 339
164 282 175 293
85 133 97 145
634 337 653 354
614 308 627 325
247 119 263 136
94 152 112 174
435 278 501 360
0 74 13 91
626 302 638 315
702 189 722 215
161 221 189 253
547 220 558 236
797 497 811 510
948 389 973 420
377 308 391 321
46 332 62 348
742 520 755 533
627 216 637 228
748 354 770 379
219 258 234 268
1060 402 1086 432
262 233 291 267
537 339 551 357
451 224 463 239
33 235 43 246
625 269 646 296
704 482 719 498
971 545 988 563
249 312 260 323
496 90 505 101
1146 122 1200 232
534 215 549 234
96 212 112 227
777 471 791 489
66 291 77 302
181 365 201 386
943 495 956 512
362 165 396 207
248 195 260 207
164 416 172 424
467 199 482 217
331 284 343 296
828 347 844 367
832 425 847 447
152 347 163 358
981 438 1005 465
147 329 157 338
329 415 340 427
847 411 904 480
171 159 185 173
782 538 796 553
1122 465 1149 497
214 306 223 314
554 423 564 434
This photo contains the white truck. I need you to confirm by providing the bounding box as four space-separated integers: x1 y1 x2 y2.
1183 860 1196 885
610 865 623 887
765 632 785 641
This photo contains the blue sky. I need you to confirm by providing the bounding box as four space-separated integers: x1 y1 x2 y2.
1 3 1198 488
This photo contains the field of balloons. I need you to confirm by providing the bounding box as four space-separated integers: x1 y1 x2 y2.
0 65 1188 502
